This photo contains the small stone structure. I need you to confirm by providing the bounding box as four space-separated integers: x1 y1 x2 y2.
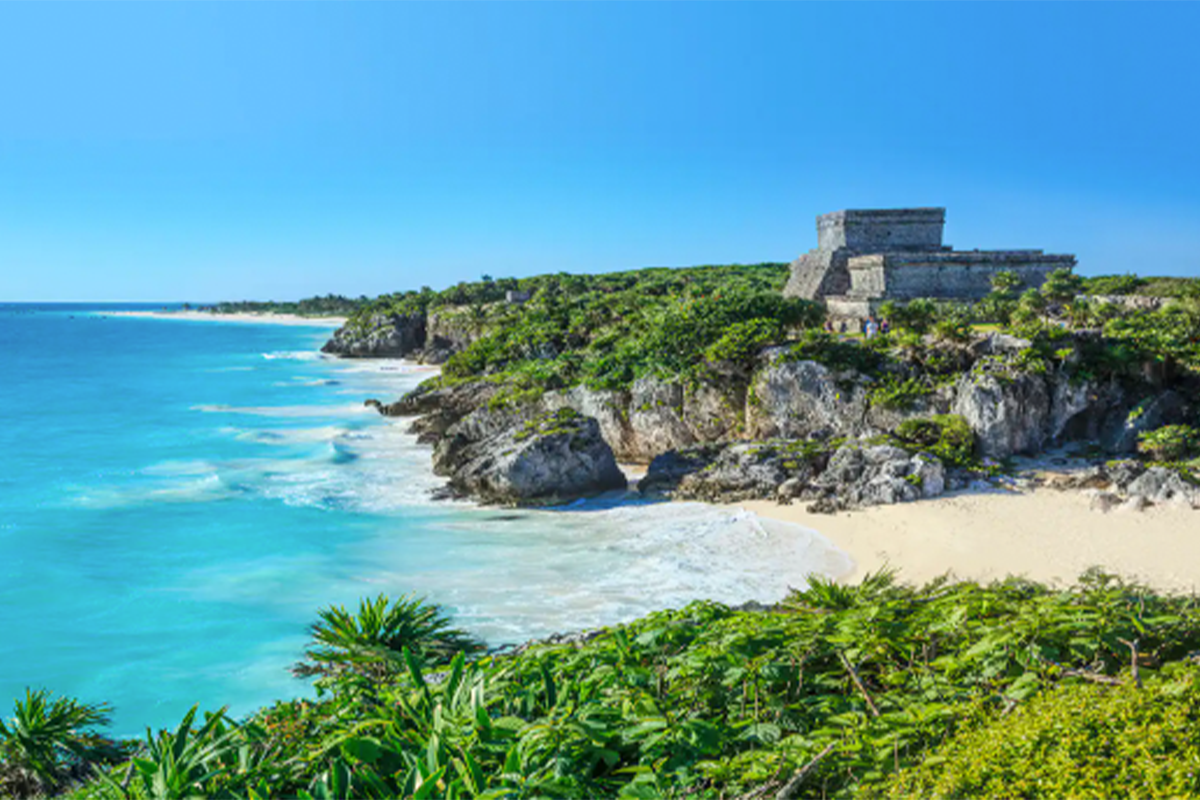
783 208 1076 319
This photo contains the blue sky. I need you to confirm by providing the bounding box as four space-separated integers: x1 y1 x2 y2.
2 3 1198 301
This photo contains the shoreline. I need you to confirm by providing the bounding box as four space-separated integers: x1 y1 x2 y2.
736 488 1200 594
105 310 347 327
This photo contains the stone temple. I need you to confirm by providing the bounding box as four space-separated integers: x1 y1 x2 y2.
782 208 1076 320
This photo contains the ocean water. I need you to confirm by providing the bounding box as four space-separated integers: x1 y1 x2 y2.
0 303 851 735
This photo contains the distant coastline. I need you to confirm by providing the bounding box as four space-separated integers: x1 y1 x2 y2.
105 309 347 327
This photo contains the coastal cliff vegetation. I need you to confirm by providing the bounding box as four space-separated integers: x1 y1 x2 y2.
327 263 1200 508
11 572 1200 799
204 295 368 318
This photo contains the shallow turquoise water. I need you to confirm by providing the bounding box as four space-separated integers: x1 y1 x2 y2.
0 304 850 735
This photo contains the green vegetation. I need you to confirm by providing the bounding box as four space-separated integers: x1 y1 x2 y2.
1081 273 1200 299
892 414 977 468
342 264 823 397
866 375 929 411
513 407 587 442
872 667 1200 798
1138 424 1199 463
29 572 1200 800
294 594 485 683
0 690 121 798
205 294 367 317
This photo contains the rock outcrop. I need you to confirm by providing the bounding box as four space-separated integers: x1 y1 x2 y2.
806 444 946 512
322 313 426 358
640 438 946 512
432 408 626 505
322 309 487 364
1044 461 1200 510
638 440 827 503
747 357 869 440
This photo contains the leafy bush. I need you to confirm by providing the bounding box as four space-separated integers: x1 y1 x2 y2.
294 594 484 682
1081 273 1146 296
871 666 1200 799
1138 424 1199 462
893 414 976 468
46 572 1200 800
868 375 930 410
787 330 886 374
878 298 938 334
704 317 783 369
1040 267 1085 304
989 269 1022 295
0 690 118 798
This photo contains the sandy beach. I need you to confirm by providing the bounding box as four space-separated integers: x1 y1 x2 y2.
106 310 347 327
738 489 1200 594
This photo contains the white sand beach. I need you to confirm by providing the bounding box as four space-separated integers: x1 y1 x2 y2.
106 310 347 327
737 489 1200 594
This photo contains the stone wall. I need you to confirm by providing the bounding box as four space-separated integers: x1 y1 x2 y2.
816 208 946 252
785 206 1077 316
847 251 1077 301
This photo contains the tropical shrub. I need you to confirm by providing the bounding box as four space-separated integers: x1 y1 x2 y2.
703 317 783 370
867 375 930 410
1040 267 1085 304
38 571 1200 800
893 414 976 468
1081 273 1146 296
878 298 938 334
294 594 485 682
1138 424 1199 463
870 665 1200 799
787 330 885 374
0 689 118 798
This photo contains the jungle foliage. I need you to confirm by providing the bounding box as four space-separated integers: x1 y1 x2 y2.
29 572 1200 800
205 295 368 318
342 264 824 394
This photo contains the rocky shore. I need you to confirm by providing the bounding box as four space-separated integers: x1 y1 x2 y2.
331 312 1198 512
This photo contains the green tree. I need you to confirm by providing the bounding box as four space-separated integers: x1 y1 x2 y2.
990 269 1022 296
1040 268 1085 304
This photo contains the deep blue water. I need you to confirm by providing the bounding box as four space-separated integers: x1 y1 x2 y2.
0 304 849 735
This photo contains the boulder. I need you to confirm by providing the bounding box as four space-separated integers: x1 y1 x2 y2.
639 440 827 503
380 380 498 419
434 409 626 505
637 444 727 498
1123 467 1200 508
808 443 945 512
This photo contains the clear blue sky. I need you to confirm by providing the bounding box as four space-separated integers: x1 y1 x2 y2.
2 3 1198 301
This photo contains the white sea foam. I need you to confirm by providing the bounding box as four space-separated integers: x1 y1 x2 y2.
192 403 369 418
261 351 325 361
103 343 852 653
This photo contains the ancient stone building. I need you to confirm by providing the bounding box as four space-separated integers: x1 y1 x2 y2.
782 208 1076 319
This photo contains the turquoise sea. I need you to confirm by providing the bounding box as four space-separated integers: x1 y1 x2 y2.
0 304 851 735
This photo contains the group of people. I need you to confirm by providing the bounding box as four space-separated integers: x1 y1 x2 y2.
822 316 891 338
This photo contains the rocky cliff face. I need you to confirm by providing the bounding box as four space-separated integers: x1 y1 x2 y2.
747 357 870 440
322 310 486 363
367 328 1194 507
322 313 426 358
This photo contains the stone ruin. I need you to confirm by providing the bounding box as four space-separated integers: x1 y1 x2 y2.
782 207 1076 320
